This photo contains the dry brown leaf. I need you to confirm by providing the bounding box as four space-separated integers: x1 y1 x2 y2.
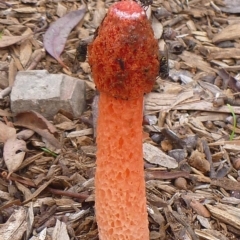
77 136 93 146
0 121 16 143
16 129 35 140
19 28 32 68
26 203 34 240
56 3 67 17
14 111 60 149
55 121 76 130
0 206 27 240
220 0 240 13
43 6 86 68
92 0 106 28
15 181 32 200
0 34 32 48
3 136 27 175
52 219 70 240
151 15 163 39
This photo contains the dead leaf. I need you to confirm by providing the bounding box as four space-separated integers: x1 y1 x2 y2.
0 207 27 240
55 121 76 130
0 121 16 143
15 181 32 200
14 111 61 150
92 0 106 28
26 203 34 240
151 15 163 39
52 219 70 240
56 3 67 18
19 28 32 68
43 6 86 68
16 129 35 140
3 136 27 175
220 0 240 13
0 34 32 48
29 228 47 240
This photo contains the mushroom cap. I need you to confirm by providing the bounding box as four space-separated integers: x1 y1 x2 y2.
88 0 159 99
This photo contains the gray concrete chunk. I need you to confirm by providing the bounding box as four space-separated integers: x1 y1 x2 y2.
11 70 86 119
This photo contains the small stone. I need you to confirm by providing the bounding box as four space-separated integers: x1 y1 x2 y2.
10 70 86 119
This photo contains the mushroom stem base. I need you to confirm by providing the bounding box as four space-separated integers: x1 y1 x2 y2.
95 92 149 240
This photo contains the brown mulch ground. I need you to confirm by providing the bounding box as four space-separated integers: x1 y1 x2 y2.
1 0 240 239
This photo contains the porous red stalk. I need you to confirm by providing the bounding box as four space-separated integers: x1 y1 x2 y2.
88 1 159 239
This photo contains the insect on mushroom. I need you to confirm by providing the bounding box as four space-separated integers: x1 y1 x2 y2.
159 44 169 79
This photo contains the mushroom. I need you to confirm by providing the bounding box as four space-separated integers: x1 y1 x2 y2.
88 1 159 239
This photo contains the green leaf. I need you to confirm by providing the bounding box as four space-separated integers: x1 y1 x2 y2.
40 147 58 157
227 104 236 141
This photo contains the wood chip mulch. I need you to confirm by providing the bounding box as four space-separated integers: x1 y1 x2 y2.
1 0 240 239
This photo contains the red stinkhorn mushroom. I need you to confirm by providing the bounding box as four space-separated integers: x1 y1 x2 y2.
88 1 159 239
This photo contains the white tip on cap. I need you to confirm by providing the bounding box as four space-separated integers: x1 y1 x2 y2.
111 2 145 20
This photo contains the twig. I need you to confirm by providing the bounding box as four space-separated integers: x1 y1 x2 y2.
145 170 190 180
202 139 216 178
27 49 46 70
1 171 36 187
0 87 12 99
47 187 89 202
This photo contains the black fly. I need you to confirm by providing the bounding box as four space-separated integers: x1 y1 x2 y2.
116 58 125 71
72 39 89 72
75 40 88 62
